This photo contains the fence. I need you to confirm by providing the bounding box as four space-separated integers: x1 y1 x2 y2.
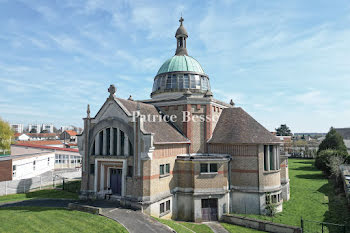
302 218 347 233
0 169 81 196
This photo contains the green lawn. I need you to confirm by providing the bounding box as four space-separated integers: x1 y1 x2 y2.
239 159 350 231
0 189 79 203
0 207 127 233
153 217 213 233
221 223 264 233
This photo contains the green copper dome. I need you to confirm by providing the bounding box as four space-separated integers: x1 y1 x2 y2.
157 55 205 75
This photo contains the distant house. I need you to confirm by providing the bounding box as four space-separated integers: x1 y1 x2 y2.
60 130 78 143
0 146 55 181
12 144 81 170
14 133 31 141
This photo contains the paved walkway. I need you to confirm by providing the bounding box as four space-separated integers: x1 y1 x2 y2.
0 199 173 233
205 222 229 233
86 201 173 233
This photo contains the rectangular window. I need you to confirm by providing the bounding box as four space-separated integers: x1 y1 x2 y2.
161 76 166 89
33 161 36 170
265 193 270 204
106 128 110 155
271 194 277 203
160 203 165 214
55 155 59 164
120 130 125 156
113 128 118 155
129 139 133 156
90 164 95 174
210 163 218 173
200 163 208 173
183 74 189 88
166 76 171 89
99 131 103 155
12 165 16 177
190 74 196 88
166 200 170 211
201 77 208 90
194 75 200 88
178 75 183 89
165 164 170 174
270 145 275 170
48 157 50 166
264 145 268 171
127 166 133 177
171 74 177 89
160 164 165 175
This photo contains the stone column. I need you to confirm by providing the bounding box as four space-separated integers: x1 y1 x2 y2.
117 129 121 156
95 134 99 155
124 135 129 156
102 129 107 155
110 128 114 155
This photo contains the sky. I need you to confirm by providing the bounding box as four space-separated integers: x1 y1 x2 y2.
0 0 349 132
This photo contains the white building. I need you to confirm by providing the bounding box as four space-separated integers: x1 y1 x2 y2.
10 124 24 133
28 124 41 133
42 124 54 133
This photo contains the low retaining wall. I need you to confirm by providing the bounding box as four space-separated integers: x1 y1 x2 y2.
68 203 102 215
222 214 302 233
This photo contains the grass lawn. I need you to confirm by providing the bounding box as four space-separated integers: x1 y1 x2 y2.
0 189 79 203
0 206 127 233
240 159 350 232
153 217 213 233
220 223 264 233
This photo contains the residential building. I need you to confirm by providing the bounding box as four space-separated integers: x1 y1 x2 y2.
42 124 54 133
10 124 24 133
78 18 289 222
28 124 41 133
14 133 58 141
12 144 81 170
60 130 78 144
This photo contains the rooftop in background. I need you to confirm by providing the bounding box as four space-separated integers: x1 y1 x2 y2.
14 143 79 152
335 128 350 140
63 130 78 136
15 140 63 146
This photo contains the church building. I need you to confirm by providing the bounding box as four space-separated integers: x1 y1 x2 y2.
77 18 290 222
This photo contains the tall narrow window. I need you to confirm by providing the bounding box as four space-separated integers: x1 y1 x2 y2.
183 74 189 88
171 74 177 89
129 139 133 156
270 145 275 170
190 75 196 88
113 128 118 155
106 128 110 155
120 130 125 156
166 76 171 89
33 161 36 171
264 145 268 171
12 165 16 177
178 75 183 89
99 131 103 155
161 76 166 89
92 141 95 155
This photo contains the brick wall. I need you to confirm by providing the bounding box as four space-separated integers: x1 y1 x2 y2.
0 159 12 182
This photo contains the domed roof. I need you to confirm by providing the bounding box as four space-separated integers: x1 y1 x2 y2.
175 25 188 37
157 55 205 75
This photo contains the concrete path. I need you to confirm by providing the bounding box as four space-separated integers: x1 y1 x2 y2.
87 201 173 233
205 222 229 233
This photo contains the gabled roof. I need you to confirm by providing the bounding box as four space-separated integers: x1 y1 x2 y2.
15 140 63 145
116 98 189 144
208 108 280 144
64 130 77 136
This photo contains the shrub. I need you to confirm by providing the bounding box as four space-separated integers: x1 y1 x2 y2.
315 149 348 174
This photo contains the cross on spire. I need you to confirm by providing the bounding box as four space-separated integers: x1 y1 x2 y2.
179 16 184 25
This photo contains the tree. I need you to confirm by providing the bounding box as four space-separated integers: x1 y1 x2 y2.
29 128 37 133
0 118 14 154
275 124 292 136
315 149 348 174
318 127 347 154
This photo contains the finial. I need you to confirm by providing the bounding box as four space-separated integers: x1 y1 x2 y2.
87 104 90 118
179 16 184 25
128 95 134 101
230 99 235 106
108 84 116 97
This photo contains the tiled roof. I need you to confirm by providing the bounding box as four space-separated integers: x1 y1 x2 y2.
117 98 189 144
65 130 77 136
208 107 281 144
14 143 79 152
15 140 63 145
